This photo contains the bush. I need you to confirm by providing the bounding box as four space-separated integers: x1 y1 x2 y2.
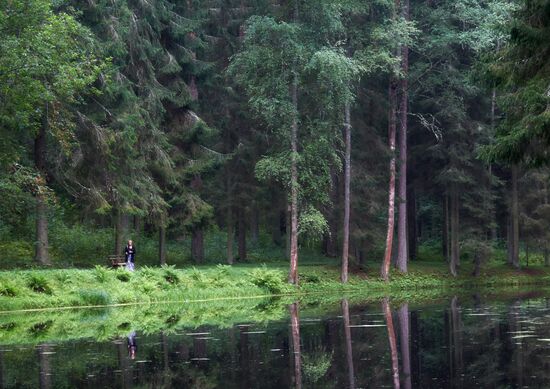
78 289 111 306
248 266 287 294
162 265 180 285
0 282 19 297
27 275 52 294
0 241 33 264
93 265 111 283
116 270 131 282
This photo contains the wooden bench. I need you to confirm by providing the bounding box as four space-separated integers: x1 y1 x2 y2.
108 254 126 268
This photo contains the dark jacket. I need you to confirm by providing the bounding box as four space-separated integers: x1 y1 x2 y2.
125 245 136 263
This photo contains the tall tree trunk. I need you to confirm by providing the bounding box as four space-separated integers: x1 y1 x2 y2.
288 2 299 285
507 215 513 265
382 298 400 389
324 171 339 257
238 207 247 261
397 0 410 273
114 210 128 256
408 185 417 261
192 228 204 263
398 304 412 389
227 207 234 264
342 299 355 389
227 174 234 264
289 302 302 389
35 105 49 265
342 100 351 283
449 185 459 276
159 226 166 265
381 78 398 281
510 164 520 268
250 205 259 245
443 194 449 261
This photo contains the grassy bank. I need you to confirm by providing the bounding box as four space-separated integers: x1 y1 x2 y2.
1 260 550 312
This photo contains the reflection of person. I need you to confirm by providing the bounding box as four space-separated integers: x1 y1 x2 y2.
127 331 137 359
125 240 136 271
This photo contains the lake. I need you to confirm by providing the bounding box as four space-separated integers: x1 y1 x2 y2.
1 292 549 388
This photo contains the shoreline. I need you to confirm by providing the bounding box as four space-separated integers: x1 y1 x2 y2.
1 262 550 312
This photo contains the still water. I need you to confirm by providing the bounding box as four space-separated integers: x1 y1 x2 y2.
1 293 550 388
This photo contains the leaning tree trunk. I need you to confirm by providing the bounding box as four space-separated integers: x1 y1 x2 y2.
342 100 352 283
35 105 50 265
381 78 398 281
288 2 299 285
510 164 520 269
397 0 410 273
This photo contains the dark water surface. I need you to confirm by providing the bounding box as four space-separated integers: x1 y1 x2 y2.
2 294 550 388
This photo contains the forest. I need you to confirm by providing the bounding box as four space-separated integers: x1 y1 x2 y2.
1 0 549 284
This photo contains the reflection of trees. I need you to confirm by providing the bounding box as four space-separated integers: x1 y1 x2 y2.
37 344 52 389
0 348 4 389
398 304 411 389
289 302 302 389
383 298 400 389
342 299 355 389
447 296 463 388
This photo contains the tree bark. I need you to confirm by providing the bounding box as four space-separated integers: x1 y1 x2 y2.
449 185 459 276
192 228 204 263
397 0 410 273
408 185 417 261
324 171 339 257
289 302 302 389
381 78 398 281
35 105 49 265
511 164 520 268
250 205 259 245
443 194 449 261
398 304 412 389
342 100 351 283
159 226 166 265
227 173 234 264
382 298 400 389
238 207 247 261
288 2 299 285
342 299 355 389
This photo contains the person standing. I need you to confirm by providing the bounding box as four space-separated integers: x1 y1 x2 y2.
125 239 136 271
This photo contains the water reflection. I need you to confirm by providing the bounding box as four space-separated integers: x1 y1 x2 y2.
383 297 400 389
4 294 550 387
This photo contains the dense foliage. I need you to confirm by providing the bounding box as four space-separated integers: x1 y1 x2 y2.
0 0 547 281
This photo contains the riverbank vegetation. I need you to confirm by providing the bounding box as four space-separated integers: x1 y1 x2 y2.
2 259 550 313
1 0 549 284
